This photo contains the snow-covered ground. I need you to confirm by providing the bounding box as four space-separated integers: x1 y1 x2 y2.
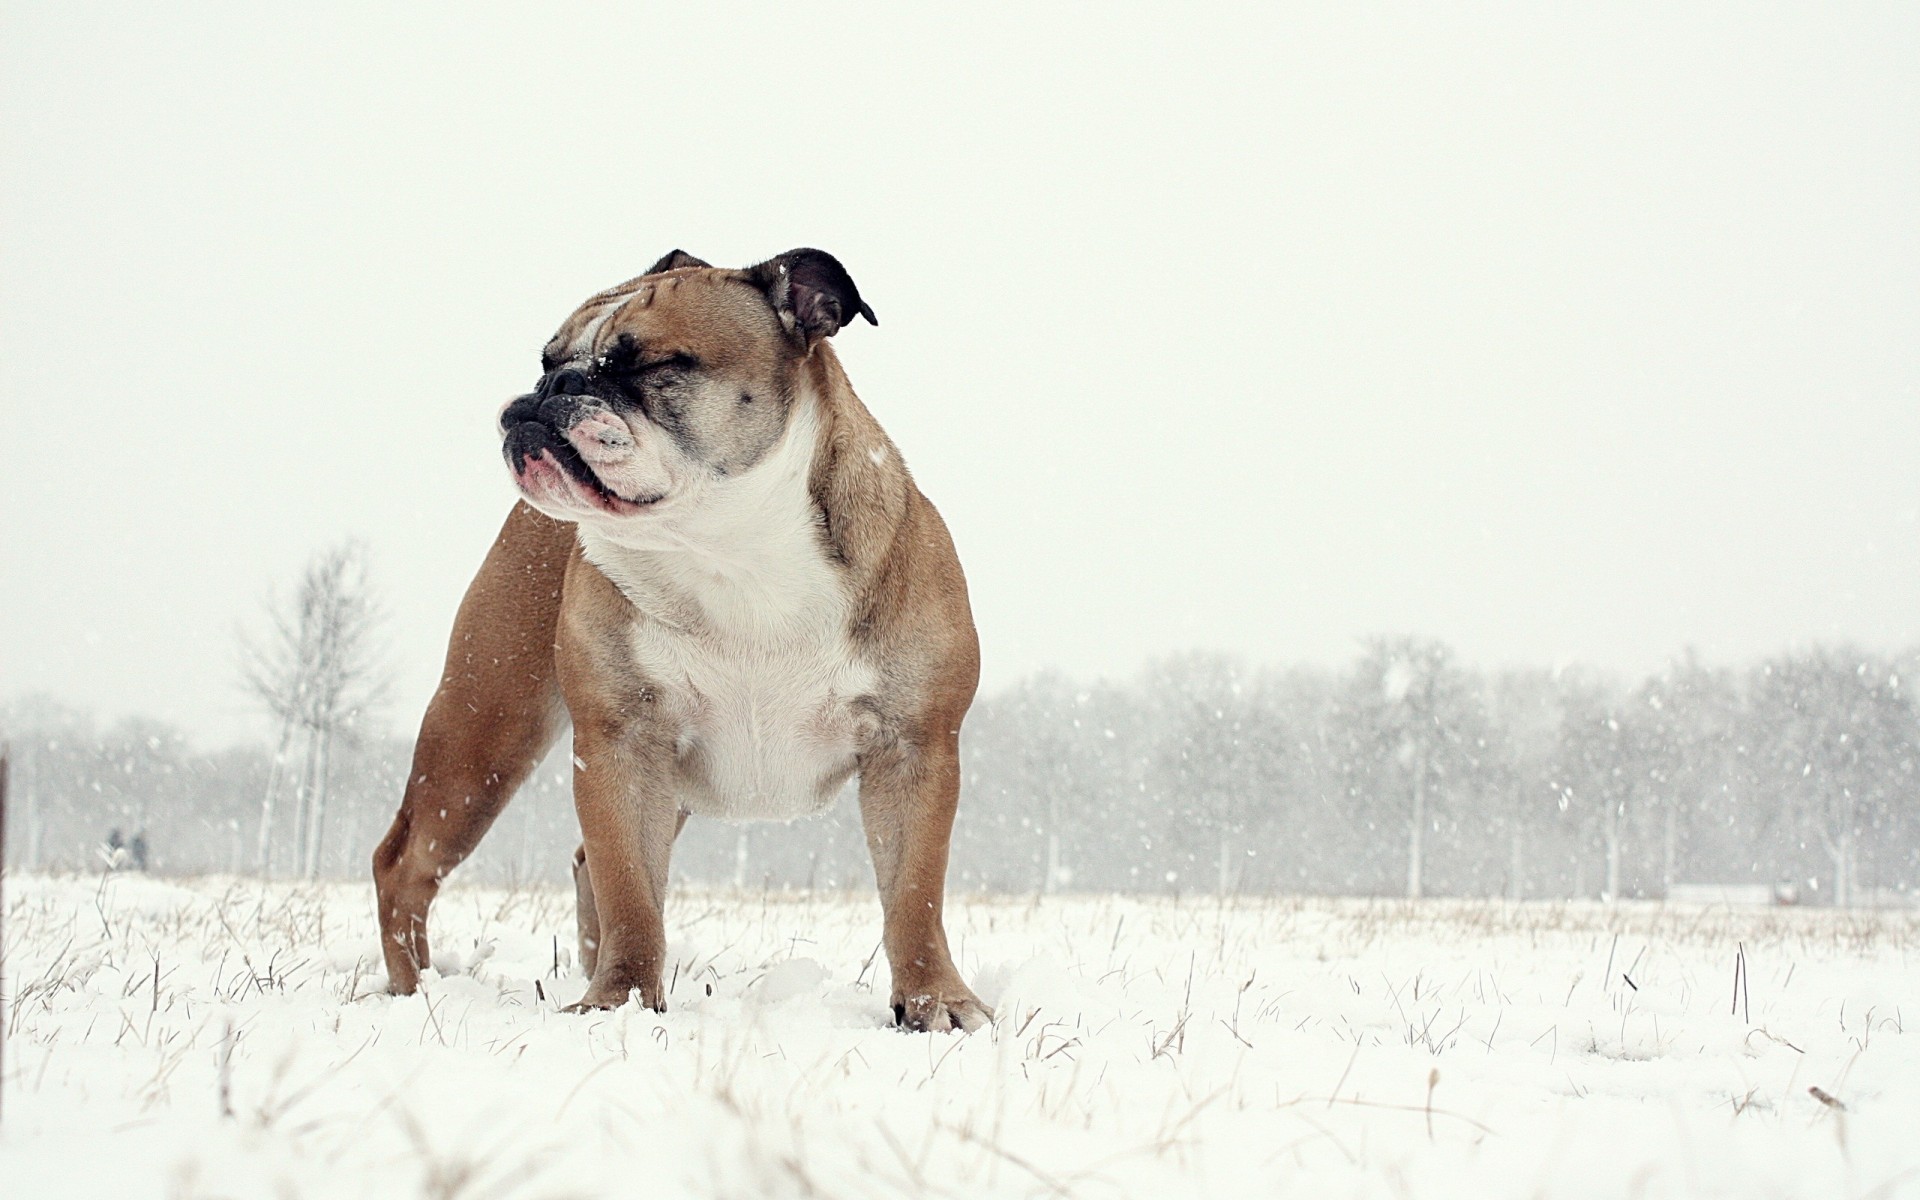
3 874 1916 1198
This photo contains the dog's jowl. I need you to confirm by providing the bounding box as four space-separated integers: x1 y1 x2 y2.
372 249 991 1032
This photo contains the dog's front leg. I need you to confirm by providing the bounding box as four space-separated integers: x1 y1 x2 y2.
553 548 683 1014
858 730 993 1033
565 716 681 1012
572 808 688 979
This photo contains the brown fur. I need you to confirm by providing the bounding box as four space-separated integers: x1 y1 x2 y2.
373 256 989 1031
372 501 571 990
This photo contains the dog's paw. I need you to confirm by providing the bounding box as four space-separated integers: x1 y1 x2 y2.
893 987 993 1033
563 981 665 1014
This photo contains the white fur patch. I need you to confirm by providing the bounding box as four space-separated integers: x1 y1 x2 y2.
579 399 874 821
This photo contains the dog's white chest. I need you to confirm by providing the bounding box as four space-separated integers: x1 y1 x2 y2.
649 618 872 820
577 411 874 821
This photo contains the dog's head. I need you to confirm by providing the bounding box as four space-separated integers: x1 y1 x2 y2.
501 248 875 528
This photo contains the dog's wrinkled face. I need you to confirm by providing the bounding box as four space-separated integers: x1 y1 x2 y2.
501 248 875 530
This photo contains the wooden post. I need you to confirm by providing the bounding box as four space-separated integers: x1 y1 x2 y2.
1 747 10 1127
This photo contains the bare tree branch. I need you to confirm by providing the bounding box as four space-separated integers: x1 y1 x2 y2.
239 541 390 878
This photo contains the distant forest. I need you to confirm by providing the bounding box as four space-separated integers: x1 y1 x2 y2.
5 637 1917 906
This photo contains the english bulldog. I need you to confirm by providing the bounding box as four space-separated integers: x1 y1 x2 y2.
372 248 990 1031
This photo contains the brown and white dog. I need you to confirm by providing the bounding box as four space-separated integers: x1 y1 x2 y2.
371 248 991 1031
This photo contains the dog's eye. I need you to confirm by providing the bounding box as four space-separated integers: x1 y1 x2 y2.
641 352 699 373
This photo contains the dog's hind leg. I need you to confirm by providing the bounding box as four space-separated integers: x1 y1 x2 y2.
373 503 573 995
572 843 598 977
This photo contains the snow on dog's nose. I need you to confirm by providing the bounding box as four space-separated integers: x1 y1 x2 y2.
568 409 636 466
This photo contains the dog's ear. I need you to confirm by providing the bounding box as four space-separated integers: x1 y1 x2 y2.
645 249 711 274
747 248 878 348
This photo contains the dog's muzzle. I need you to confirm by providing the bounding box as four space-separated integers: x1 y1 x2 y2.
500 368 602 479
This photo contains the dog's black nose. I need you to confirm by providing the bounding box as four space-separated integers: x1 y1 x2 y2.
537 368 588 400
500 392 543 428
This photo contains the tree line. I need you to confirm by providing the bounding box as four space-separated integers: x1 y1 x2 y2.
5 635 1916 906
955 640 1917 905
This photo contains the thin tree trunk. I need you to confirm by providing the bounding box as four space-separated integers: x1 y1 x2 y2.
304 728 333 880
1662 799 1678 896
257 717 296 878
1216 832 1233 896
1406 745 1427 900
732 829 749 890
1604 827 1621 904
1507 826 1524 901
292 728 319 877
21 742 41 869
1043 790 1066 895
1830 829 1853 909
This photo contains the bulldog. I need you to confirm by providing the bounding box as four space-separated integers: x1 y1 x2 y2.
371 248 990 1031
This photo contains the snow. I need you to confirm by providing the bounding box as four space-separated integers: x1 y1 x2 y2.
3 874 1917 1198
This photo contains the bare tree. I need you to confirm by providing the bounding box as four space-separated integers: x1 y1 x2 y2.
1008 671 1092 894
1551 673 1634 901
1344 637 1481 900
1749 648 1914 908
1483 668 1561 901
1143 653 1280 896
242 542 387 879
1631 652 1739 897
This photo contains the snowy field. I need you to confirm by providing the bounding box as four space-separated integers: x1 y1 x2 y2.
3 874 1917 1199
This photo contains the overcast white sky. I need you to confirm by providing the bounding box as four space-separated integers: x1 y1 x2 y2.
3 3 1917 747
